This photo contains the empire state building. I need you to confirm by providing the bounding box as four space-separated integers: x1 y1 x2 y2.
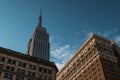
26 12 50 60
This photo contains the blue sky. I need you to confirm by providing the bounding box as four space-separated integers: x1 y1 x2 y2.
0 0 120 69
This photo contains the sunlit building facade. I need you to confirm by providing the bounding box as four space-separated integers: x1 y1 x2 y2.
57 34 120 80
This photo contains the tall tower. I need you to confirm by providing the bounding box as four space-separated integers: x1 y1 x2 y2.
26 12 50 60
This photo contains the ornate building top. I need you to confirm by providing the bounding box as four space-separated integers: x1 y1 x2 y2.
57 33 113 77
26 12 50 60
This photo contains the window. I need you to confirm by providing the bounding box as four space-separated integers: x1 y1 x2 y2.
16 75 25 80
48 70 52 74
7 59 12 64
17 68 21 73
39 67 42 72
11 66 14 71
27 78 32 80
12 60 16 65
0 64 3 69
0 72 1 75
21 70 25 74
23 63 26 67
32 72 35 77
28 71 36 77
38 74 42 79
6 66 14 72
91 63 94 67
16 75 20 80
7 59 16 65
4 73 13 79
94 77 98 80
6 66 10 71
48 77 52 80
18 62 26 68
4 73 8 78
29 65 32 69
1 57 5 62
17 68 25 75
29 64 36 70
9 74 13 79
18 62 22 66
21 77 25 80
33 65 36 70
28 71 31 77
92 67 95 71
44 69 47 73
44 75 47 80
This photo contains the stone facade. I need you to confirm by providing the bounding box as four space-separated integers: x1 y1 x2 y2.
57 34 120 80
0 47 58 80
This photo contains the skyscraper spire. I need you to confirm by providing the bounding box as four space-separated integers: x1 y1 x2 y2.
27 10 50 61
39 10 42 26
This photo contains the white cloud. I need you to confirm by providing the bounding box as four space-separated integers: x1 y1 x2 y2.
115 36 120 45
50 35 75 70
51 44 73 70
56 63 64 70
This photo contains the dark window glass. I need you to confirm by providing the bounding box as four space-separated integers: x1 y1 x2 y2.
0 72 1 77
29 65 32 69
16 75 20 80
21 69 25 74
4 73 8 78
33 65 36 70
23 63 26 67
39 67 42 72
38 74 42 78
0 64 3 69
17 68 21 73
11 67 14 72
6 66 10 71
12 60 16 65
21 77 25 80
28 71 31 77
48 77 52 80
44 75 47 80
44 69 47 73
32 72 35 77
48 70 52 74
7 59 12 64
9 74 13 79
27 78 31 80
1 57 5 62
18 62 22 66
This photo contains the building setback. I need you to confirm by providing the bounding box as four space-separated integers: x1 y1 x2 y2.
0 47 58 80
57 34 120 80
26 12 50 61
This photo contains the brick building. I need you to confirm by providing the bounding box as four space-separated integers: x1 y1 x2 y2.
57 34 120 80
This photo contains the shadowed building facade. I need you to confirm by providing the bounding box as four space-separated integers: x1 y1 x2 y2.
26 12 50 60
57 34 120 80
0 47 58 80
